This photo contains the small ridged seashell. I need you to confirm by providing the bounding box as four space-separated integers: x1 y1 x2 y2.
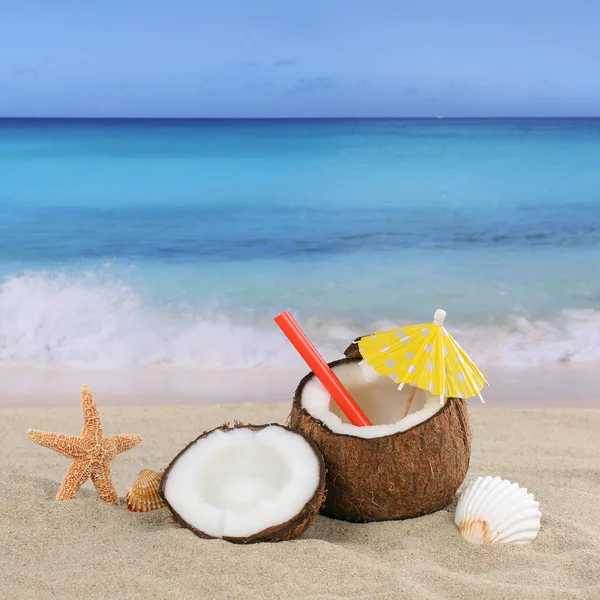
455 475 541 544
126 469 165 512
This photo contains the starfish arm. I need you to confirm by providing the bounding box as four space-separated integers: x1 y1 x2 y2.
91 463 119 504
27 430 86 459
104 434 143 459
80 384 104 442
56 458 93 501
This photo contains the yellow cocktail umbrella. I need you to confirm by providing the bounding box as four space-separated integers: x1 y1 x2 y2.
358 309 488 411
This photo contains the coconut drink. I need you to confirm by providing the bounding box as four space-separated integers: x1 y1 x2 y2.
280 309 487 523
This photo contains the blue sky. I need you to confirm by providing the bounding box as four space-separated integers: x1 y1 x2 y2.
1 0 599 117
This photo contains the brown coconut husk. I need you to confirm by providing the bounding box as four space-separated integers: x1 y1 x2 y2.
159 422 327 544
289 358 472 523
343 336 366 359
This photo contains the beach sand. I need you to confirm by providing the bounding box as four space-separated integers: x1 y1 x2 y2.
1 398 599 599
1 363 599 408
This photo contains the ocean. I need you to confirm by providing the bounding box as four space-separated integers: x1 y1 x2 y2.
1 118 600 371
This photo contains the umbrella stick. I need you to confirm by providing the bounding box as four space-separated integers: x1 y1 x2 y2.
402 386 417 419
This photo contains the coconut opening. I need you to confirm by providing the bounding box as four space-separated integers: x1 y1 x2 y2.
162 425 321 539
302 361 446 439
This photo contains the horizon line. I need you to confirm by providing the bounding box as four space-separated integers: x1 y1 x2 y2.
1 115 599 121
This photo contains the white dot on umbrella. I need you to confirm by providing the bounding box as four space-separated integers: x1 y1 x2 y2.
429 382 434 392
400 336 410 344
406 351 415 360
444 386 448 395
442 329 448 336
389 372 399 382
421 328 430 336
442 346 448 356
380 346 390 353
424 344 433 352
394 330 405 338
386 359 396 368
457 372 466 382
458 355 464 363
408 365 416 374
426 361 434 371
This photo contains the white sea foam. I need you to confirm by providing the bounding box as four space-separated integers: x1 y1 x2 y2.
0 270 599 369
0 270 311 370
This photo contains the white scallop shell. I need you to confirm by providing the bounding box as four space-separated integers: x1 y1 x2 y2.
455 476 541 544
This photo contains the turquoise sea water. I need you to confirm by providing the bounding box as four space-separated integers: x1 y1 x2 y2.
1 118 600 369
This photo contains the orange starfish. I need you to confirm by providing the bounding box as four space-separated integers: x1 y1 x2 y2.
27 384 142 504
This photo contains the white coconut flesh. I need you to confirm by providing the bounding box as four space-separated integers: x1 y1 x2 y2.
162 426 321 539
301 361 447 439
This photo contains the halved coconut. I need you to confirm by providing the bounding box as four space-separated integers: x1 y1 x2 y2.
159 423 326 543
289 357 471 522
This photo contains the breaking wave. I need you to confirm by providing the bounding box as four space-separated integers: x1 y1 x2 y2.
1 270 599 369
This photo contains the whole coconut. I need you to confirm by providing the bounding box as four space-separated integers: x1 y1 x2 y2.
289 357 471 522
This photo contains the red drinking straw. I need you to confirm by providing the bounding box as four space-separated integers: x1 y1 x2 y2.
274 311 372 427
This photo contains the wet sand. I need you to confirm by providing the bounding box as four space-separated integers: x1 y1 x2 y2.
1 363 598 408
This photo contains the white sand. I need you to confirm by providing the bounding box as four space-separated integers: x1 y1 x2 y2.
1 400 599 599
